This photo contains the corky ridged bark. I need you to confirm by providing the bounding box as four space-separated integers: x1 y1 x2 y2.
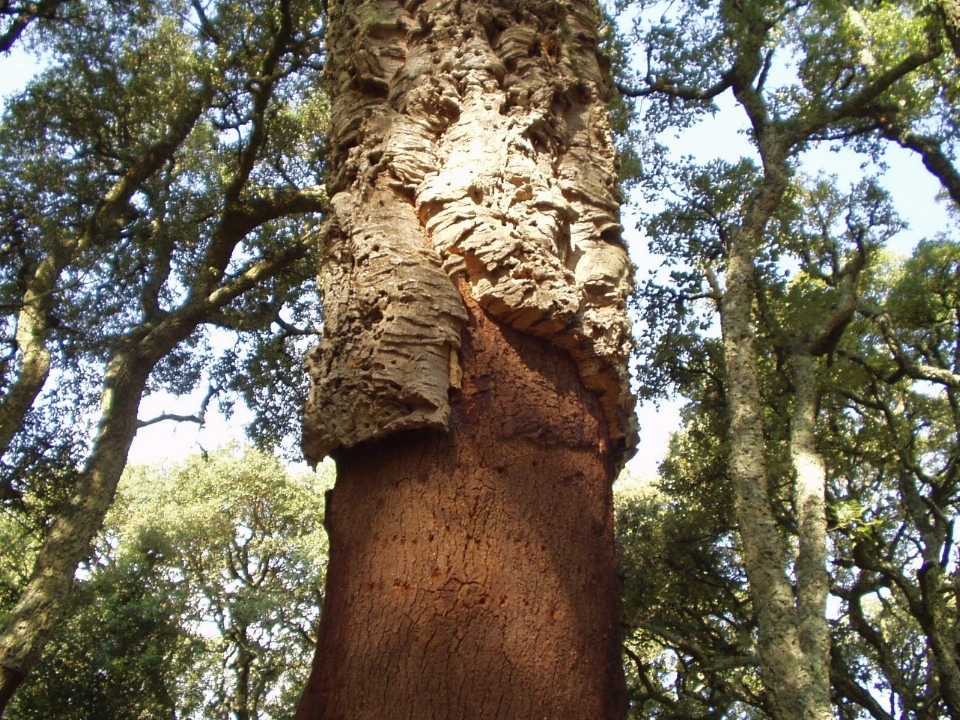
302 0 636 466
300 0 635 717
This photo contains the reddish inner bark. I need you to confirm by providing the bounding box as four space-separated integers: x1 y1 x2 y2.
297 288 625 720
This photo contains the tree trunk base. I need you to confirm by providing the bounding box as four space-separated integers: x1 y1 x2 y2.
297 292 626 720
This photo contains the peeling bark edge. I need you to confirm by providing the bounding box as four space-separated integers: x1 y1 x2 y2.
302 0 638 469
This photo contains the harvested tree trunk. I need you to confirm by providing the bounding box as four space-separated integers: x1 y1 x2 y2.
299 0 636 717
299 289 626 719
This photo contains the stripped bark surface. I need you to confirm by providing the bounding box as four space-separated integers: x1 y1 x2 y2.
298 290 626 719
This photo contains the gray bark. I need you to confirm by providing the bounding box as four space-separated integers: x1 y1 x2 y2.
721 233 831 720
787 353 832 717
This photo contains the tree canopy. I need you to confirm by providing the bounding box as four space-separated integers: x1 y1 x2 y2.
5 446 331 720
0 0 959 717
0 0 329 706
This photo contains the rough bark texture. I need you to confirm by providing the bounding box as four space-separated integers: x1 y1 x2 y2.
299 0 634 717
302 0 637 469
298 290 626 720
717 114 830 718
721 241 816 720
787 353 831 720
722 227 832 720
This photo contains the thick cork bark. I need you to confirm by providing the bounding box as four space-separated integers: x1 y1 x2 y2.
302 0 637 469
297 290 626 720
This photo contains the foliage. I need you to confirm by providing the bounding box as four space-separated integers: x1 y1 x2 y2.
617 428 763 718
617 0 960 717
0 0 329 702
0 0 328 502
1 0 958 716
7 446 331 720
7 540 190 720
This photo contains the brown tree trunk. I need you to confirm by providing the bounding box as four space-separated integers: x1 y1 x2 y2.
298 0 635 715
297 290 625 720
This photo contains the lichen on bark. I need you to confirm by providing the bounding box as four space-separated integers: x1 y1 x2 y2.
303 0 637 465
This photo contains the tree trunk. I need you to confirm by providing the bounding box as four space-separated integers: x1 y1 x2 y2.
300 0 635 716
0 351 152 716
231 635 253 720
721 236 832 720
298 290 626 719
722 241 807 720
918 559 960 719
787 352 832 720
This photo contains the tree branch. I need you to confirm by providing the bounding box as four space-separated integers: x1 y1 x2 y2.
786 38 942 145
860 307 960 389
880 122 960 209
136 412 204 429
616 74 733 101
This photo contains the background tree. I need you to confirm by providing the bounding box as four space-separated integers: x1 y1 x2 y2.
620 234 960 719
5 446 330 720
0 0 329 709
824 239 960 718
620 0 958 717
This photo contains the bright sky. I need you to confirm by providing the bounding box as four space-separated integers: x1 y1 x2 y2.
0 47 37 89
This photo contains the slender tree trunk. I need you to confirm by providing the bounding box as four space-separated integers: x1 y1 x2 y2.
300 0 635 716
722 240 808 720
0 350 152 715
918 559 960 719
232 635 253 720
0 261 59 463
0 316 203 715
721 235 831 720
787 352 832 718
